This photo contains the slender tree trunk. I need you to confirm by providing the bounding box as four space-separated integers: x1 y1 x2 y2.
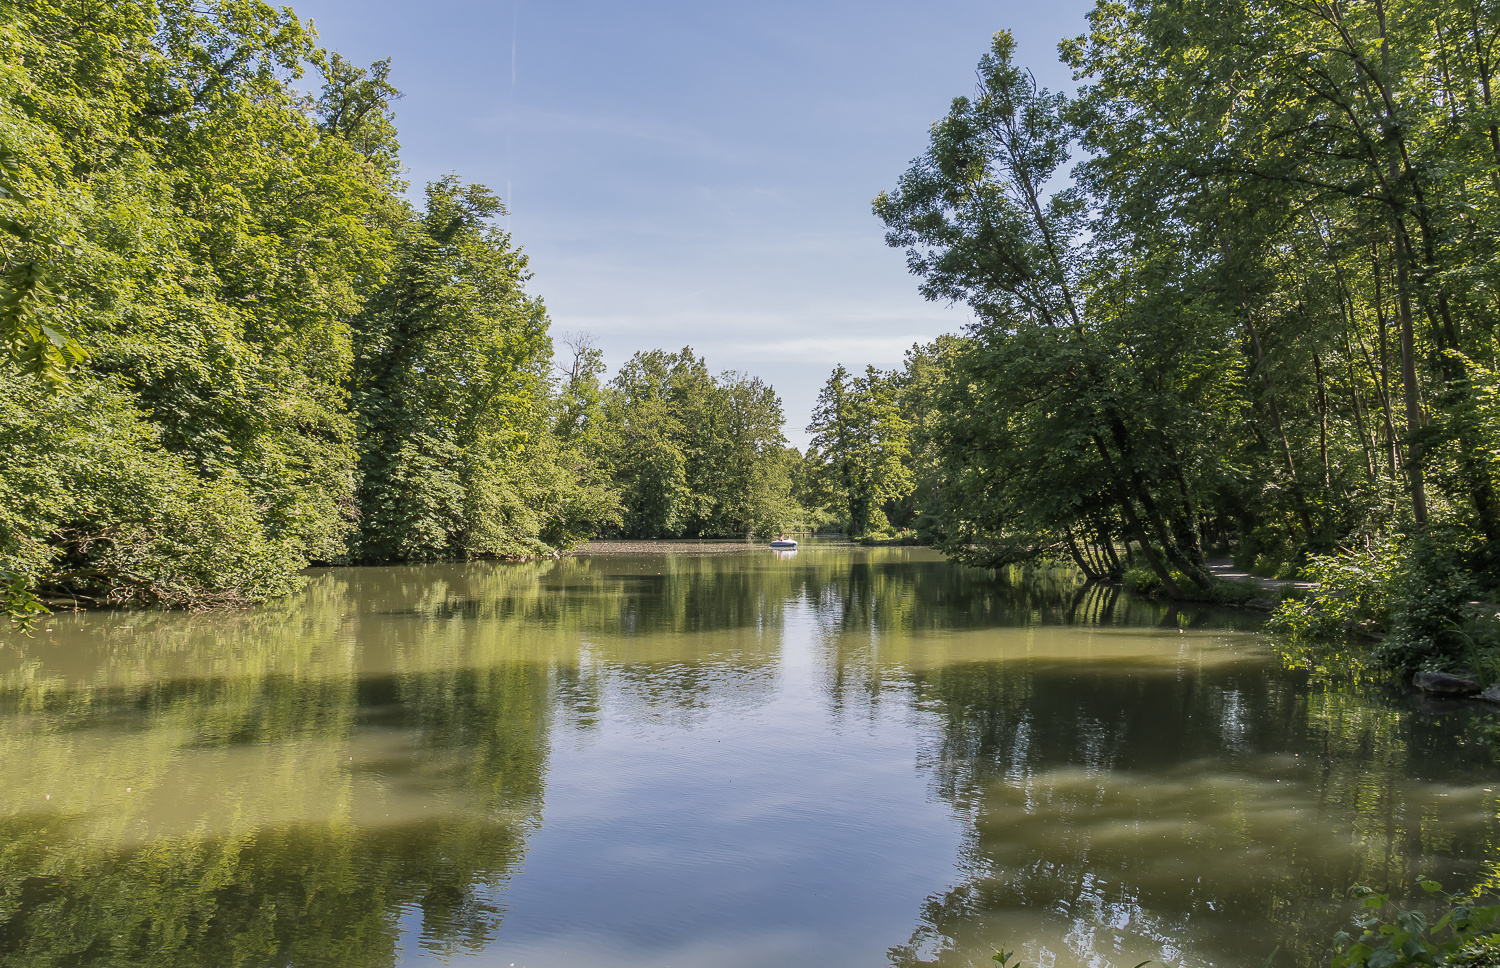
1393 226 1429 526
1371 248 1400 479
1065 530 1099 581
1343 342 1379 483
1093 514 1124 577
1091 433 1183 598
1314 352 1331 490
1165 445 1209 568
1241 313 1315 539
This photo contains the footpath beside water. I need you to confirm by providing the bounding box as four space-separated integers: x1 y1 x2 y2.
1205 557 1317 595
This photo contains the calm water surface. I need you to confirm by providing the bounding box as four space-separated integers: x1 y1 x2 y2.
2 544 1498 968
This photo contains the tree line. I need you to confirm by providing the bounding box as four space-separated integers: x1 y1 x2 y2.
0 0 800 621
801 2 1500 669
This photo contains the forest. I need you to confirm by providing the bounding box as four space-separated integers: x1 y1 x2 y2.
801 1 1500 678
4 0 1499 680
0 0 803 623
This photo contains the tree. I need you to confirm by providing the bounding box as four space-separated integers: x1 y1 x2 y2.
804 364 912 537
0 0 621 618
351 178 614 561
874 30 1216 592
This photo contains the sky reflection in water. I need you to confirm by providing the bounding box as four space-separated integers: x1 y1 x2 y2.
2 544 1497 968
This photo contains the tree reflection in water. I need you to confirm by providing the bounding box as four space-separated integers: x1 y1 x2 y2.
0 549 1495 968
870 631 1500 968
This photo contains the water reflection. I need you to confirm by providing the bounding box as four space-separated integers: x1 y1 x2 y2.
0 545 1495 968
876 654 1500 968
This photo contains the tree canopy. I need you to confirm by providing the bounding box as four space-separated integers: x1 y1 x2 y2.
797 6 1500 664
0 0 801 624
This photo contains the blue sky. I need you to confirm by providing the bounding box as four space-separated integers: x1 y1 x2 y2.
292 0 1096 446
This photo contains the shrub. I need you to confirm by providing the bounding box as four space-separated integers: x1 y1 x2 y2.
1269 539 1400 639
1122 566 1165 595
0 374 305 611
1330 879 1500 968
1270 530 1500 676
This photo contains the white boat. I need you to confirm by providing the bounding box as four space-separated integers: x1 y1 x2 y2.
769 539 797 549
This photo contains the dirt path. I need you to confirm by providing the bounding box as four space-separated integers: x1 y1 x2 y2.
1206 558 1316 595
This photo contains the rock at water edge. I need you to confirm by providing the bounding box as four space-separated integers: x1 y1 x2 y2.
1413 671 1481 696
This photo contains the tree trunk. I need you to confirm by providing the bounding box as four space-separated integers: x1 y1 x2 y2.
1091 433 1184 598
1314 352 1331 490
1065 530 1099 581
1092 515 1124 577
1393 226 1429 526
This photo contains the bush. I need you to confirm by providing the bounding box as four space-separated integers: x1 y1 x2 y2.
0 374 305 612
1329 879 1500 968
1269 538 1400 639
1376 530 1486 672
1269 530 1499 676
1122 565 1165 595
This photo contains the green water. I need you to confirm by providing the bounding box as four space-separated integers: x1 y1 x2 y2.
1 543 1497 968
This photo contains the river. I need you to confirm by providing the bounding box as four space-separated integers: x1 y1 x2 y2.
1 542 1496 968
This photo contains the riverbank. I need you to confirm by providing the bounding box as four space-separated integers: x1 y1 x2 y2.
6 546 1493 968
566 539 765 556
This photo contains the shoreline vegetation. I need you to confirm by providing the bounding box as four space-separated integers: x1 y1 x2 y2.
3 0 1497 713
0 1 811 626
802 7 1500 713
0 1 1493 699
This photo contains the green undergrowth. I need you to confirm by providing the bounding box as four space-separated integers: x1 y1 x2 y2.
1331 879 1500 968
1269 530 1500 680
1121 566 1266 606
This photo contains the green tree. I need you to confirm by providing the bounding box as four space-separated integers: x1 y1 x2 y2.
804 364 912 537
0 0 620 621
599 348 798 539
874 31 1216 591
351 178 613 562
0 0 400 610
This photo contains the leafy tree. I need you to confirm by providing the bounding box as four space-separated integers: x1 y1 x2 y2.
0 0 620 619
595 348 798 539
0 0 398 611
804 364 912 537
873 31 1216 591
352 178 615 562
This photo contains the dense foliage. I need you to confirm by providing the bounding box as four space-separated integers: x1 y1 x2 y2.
0 0 803 624
0 0 401 616
560 344 801 540
348 178 615 563
800 4 1500 670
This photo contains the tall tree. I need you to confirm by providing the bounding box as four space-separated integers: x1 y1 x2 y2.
805 364 912 537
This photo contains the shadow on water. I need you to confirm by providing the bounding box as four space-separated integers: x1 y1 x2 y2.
0 548 1494 968
872 656 1500 968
